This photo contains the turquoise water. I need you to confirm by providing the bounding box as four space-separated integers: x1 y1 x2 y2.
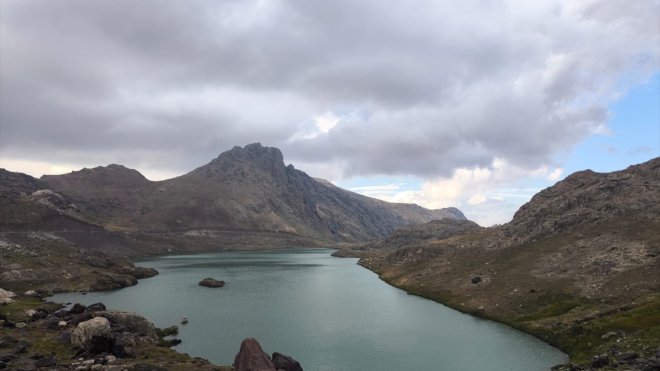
54 249 567 370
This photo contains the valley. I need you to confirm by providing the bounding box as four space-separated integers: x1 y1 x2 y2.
1 146 659 370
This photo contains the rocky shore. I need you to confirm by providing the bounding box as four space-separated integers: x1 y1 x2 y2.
0 294 225 370
1 292 303 370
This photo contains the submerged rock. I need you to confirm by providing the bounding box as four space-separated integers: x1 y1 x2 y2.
199 277 225 287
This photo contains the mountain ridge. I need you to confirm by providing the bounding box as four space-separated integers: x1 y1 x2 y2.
6 143 466 244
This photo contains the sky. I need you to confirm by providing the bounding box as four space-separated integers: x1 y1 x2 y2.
0 0 658 226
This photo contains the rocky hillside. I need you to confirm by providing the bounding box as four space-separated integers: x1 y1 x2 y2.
1 144 466 292
359 157 660 369
38 143 465 241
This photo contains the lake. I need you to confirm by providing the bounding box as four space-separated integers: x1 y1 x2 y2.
54 248 568 370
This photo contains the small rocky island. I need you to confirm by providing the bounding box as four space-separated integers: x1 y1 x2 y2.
199 277 225 287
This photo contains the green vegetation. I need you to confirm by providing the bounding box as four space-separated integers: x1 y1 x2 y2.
1 296 60 322
515 294 587 322
516 294 660 364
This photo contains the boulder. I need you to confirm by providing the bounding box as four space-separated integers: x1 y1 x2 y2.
199 277 225 287
591 354 610 368
69 303 87 315
234 338 276 371
471 276 482 284
0 289 16 305
99 311 157 340
112 335 136 358
69 313 94 326
86 303 107 312
71 317 112 352
272 352 303 371
41 317 61 330
23 290 38 297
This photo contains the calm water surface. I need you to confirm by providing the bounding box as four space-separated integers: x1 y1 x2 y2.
55 248 567 370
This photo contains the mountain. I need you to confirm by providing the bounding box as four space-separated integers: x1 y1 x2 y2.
38 143 465 242
358 157 660 368
0 143 467 293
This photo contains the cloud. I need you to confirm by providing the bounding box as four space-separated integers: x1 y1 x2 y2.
0 0 658 183
349 159 565 225
314 113 340 134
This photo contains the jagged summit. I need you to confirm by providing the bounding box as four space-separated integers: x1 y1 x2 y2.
192 143 288 181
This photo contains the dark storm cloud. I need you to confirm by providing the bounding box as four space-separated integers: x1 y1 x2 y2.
0 0 658 178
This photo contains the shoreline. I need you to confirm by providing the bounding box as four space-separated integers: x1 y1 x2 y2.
353 252 660 370
3 246 655 370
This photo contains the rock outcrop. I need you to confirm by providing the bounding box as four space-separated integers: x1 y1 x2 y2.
233 338 303 371
272 352 303 371
233 338 276 371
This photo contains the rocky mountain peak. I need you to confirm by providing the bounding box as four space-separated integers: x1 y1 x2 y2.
504 156 660 245
201 143 287 180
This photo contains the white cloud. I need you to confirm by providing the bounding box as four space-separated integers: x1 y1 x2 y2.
547 168 564 181
468 193 488 205
314 112 340 134
348 159 568 226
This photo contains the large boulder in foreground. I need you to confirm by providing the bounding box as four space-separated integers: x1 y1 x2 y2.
71 316 112 353
199 277 225 287
234 338 276 371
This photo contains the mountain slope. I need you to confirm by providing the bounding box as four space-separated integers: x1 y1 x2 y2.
359 157 660 367
39 143 465 241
